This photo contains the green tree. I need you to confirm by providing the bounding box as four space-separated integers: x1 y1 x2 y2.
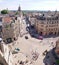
15 11 18 15
56 60 59 64
22 11 26 16
1 9 8 14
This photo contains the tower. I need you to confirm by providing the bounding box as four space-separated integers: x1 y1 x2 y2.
18 5 21 12
17 5 22 17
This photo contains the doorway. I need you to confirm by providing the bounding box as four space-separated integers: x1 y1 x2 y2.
49 32 53 35
55 32 57 35
40 32 43 35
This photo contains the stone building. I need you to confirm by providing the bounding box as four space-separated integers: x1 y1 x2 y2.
0 38 13 65
34 12 59 36
0 5 26 42
17 16 28 37
29 16 36 26
2 16 20 43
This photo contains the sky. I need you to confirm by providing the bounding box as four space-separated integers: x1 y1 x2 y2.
0 0 59 11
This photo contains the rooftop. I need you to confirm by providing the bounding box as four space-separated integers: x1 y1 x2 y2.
29 11 59 20
3 17 12 23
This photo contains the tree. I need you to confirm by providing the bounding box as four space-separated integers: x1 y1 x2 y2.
22 11 26 16
1 9 8 14
56 60 59 64
15 11 18 15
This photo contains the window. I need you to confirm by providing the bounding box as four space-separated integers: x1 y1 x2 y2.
52 21 53 24
55 21 56 23
40 28 43 31
41 25 44 27
57 21 58 23
49 29 50 31
56 28 57 30
54 28 55 31
41 22 44 24
47 22 48 24
49 21 51 24
46 25 48 27
51 29 53 31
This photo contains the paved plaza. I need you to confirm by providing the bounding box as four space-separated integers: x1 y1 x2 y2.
8 34 59 65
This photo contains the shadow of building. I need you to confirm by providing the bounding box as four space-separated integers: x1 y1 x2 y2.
43 39 59 65
43 48 57 65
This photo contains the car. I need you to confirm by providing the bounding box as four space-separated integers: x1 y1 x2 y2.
26 27 29 31
31 33 39 39
25 36 28 39
30 33 35 37
12 48 20 54
38 36 43 40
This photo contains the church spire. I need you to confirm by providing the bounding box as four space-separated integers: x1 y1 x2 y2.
18 5 21 11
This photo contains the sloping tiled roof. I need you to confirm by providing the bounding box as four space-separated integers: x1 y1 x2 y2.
3 17 12 23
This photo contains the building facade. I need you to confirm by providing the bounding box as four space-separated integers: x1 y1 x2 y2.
2 16 20 43
0 5 24 43
34 13 59 36
0 38 13 65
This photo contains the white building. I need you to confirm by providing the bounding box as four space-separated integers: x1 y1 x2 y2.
0 38 13 65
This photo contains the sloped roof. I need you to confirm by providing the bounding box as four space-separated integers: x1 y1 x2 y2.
3 17 12 23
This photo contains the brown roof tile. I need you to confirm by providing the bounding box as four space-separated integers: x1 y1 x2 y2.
3 17 12 22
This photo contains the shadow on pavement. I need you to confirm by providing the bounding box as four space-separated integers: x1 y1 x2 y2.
43 48 58 65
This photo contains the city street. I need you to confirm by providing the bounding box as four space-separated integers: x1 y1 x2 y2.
8 34 59 65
